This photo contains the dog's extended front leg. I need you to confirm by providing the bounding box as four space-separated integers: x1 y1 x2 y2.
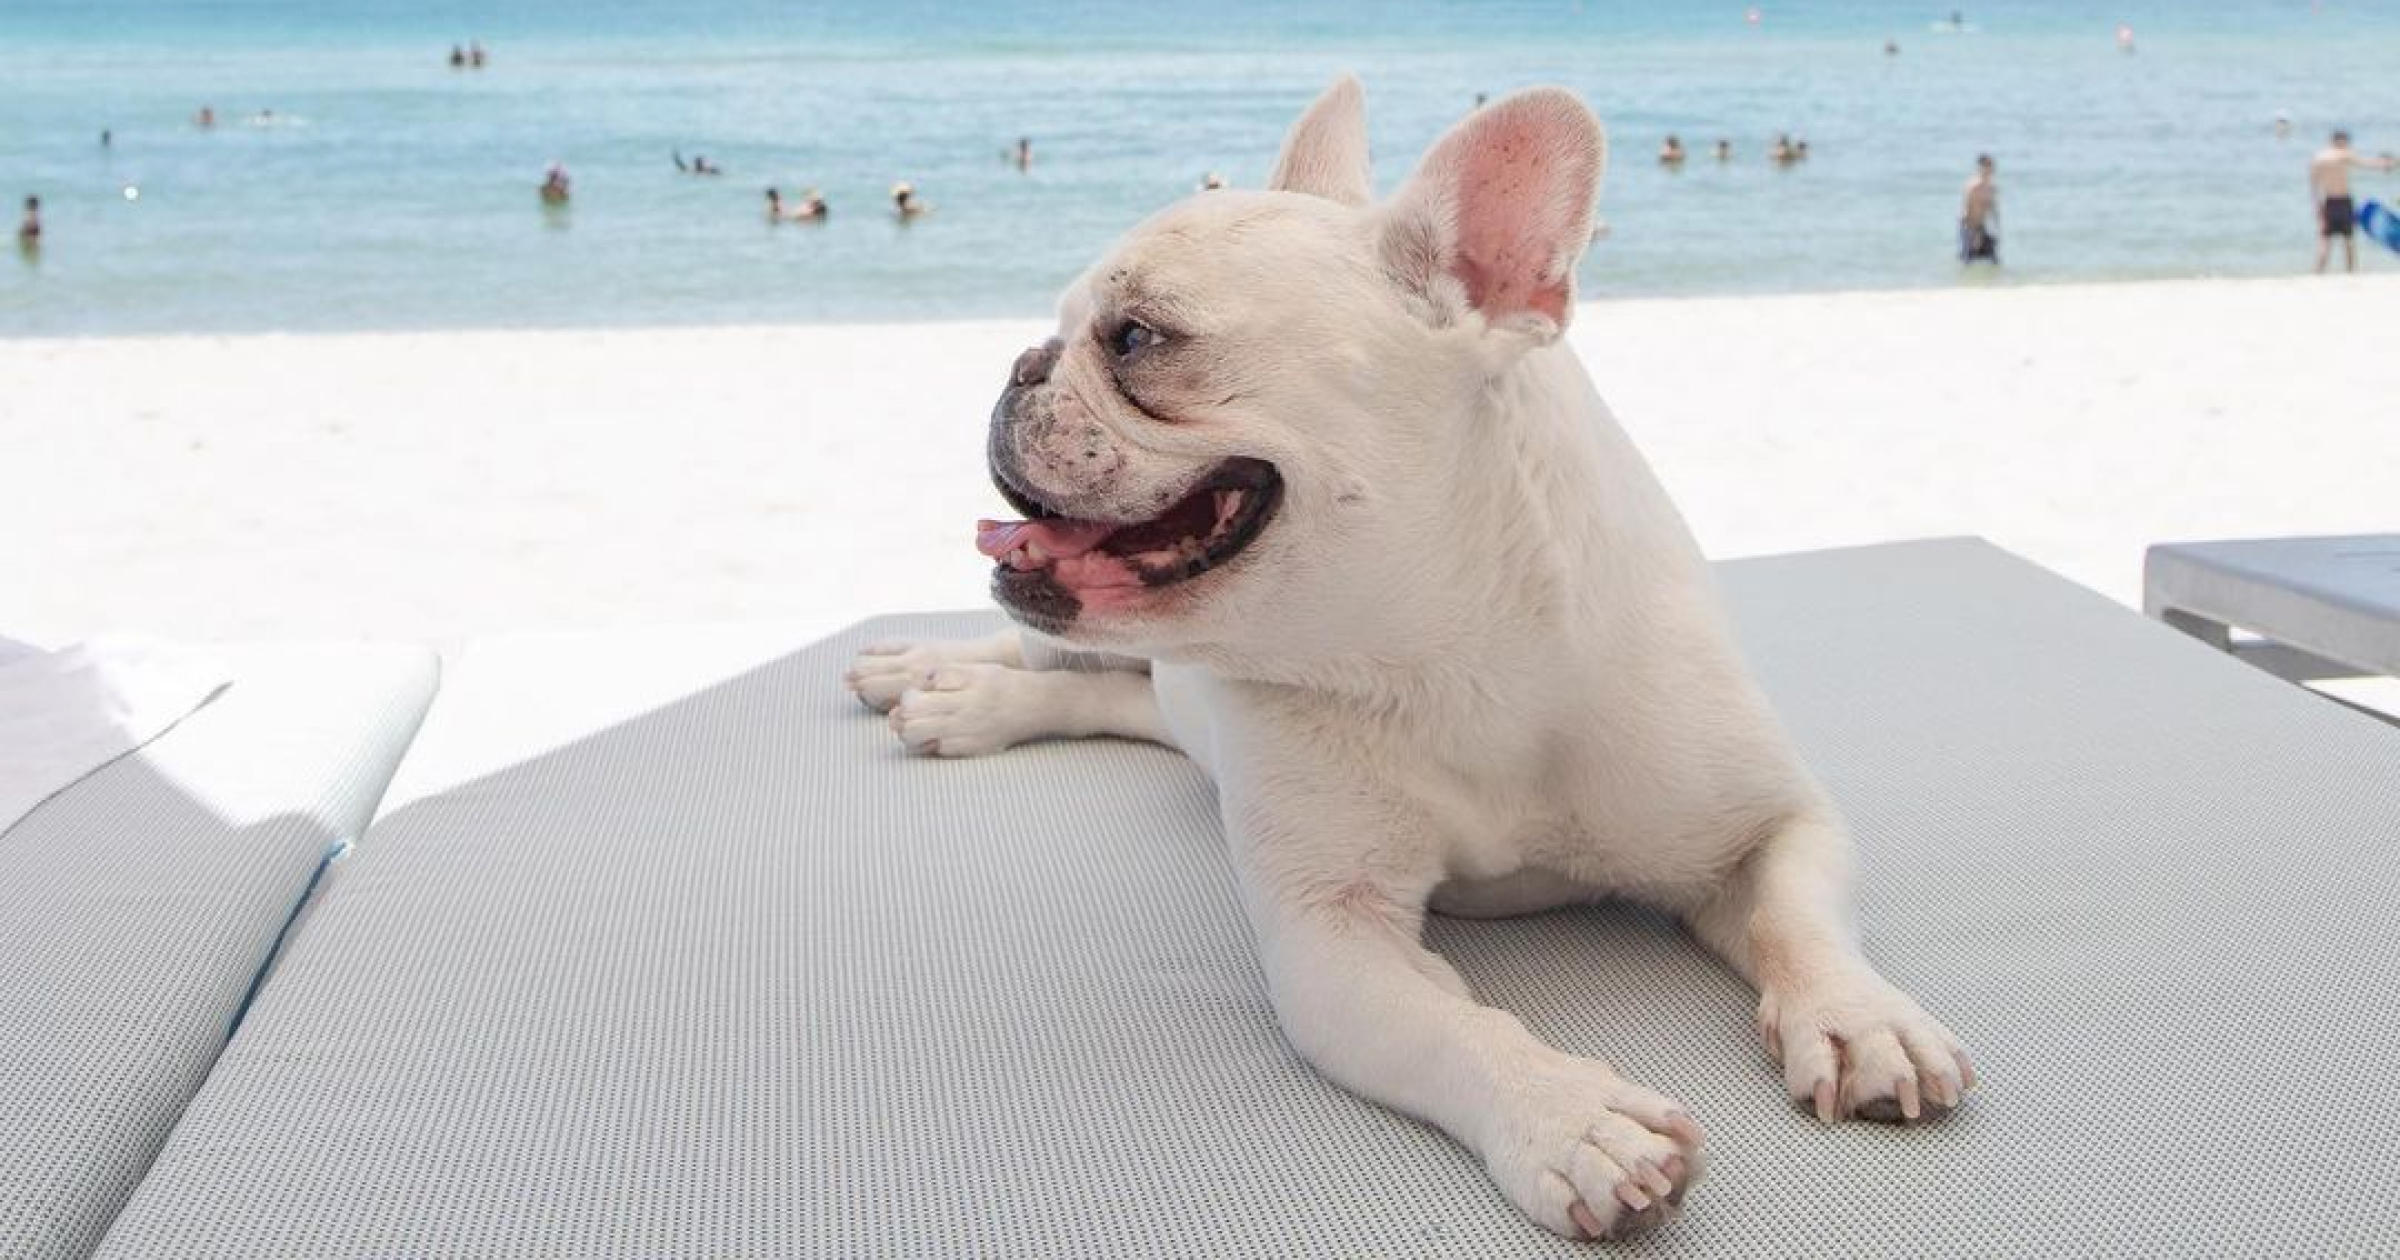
846 630 1026 711
887 665 1166 757
1228 791 1703 1241
1682 808 1976 1123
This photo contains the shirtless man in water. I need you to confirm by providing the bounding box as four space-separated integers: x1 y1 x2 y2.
2313 131 2396 273
1959 154 1999 264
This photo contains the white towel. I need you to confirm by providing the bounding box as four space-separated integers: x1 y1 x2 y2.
0 637 232 838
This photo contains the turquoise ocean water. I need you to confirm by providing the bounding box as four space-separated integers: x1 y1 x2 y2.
3 0 2397 336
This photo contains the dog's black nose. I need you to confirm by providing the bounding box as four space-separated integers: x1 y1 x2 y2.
1012 338 1064 387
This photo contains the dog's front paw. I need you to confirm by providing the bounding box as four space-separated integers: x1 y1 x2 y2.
887 663 1040 758
1760 971 1976 1124
1481 1054 1706 1241
843 642 949 713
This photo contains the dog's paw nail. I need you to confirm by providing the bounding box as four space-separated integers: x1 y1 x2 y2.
1813 1080 1838 1124
1614 1180 1652 1212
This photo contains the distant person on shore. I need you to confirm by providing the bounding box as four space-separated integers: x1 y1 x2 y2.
2312 130 2397 273
541 163 572 206
196 105 216 129
1713 138 1732 162
449 45 466 69
1658 135 1686 167
469 42 487 69
1013 136 1031 170
1959 154 2000 264
1885 38 1900 56
1199 171 1226 191
18 196 40 246
891 182 928 219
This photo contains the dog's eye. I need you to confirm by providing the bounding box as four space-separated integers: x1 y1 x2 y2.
1108 320 1160 358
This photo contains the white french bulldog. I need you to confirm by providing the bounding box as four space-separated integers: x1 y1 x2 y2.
847 78 1973 1241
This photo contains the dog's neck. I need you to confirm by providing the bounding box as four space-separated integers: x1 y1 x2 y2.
1188 342 1711 724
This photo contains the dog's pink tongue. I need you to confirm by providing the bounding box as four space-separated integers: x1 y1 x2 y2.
975 517 1118 561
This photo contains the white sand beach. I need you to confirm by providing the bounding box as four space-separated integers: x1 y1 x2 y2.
5 275 2395 668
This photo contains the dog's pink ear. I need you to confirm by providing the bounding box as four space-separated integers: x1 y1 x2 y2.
1379 88 1606 340
1269 76 1372 207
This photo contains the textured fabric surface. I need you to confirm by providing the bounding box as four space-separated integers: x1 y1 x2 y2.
98 540 2400 1257
1 643 437 1260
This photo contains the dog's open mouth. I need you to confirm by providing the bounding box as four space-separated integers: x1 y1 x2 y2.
976 458 1281 613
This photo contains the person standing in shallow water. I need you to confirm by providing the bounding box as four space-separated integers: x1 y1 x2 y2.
1959 154 2000 265
18 196 40 243
2312 130 2396 274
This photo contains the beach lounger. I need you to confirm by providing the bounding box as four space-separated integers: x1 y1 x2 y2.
92 539 2400 1257
2146 534 2400 687
0 644 435 1260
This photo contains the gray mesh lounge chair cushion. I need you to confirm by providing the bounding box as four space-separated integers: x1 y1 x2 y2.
98 540 2400 1257
0 644 436 1260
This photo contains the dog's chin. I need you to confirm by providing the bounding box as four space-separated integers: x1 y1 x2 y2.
984 457 1283 639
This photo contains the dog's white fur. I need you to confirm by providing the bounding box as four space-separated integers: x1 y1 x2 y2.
847 79 1973 1241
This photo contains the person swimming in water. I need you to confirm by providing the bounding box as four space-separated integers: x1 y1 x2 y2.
766 187 827 222
196 105 216 129
449 45 466 68
890 182 928 219
674 150 722 176
1713 138 1732 162
1013 136 1031 170
1658 135 1686 167
469 42 487 68
1769 133 1798 164
540 163 572 205
1199 171 1227 191
18 196 40 246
